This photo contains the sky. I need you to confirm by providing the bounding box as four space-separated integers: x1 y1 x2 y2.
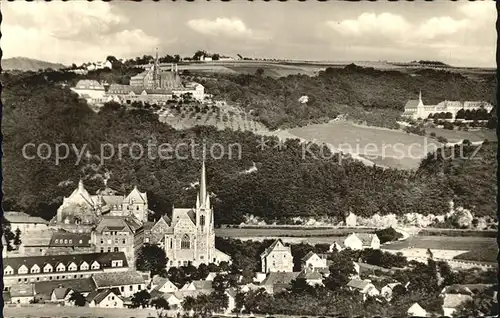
1 1 496 67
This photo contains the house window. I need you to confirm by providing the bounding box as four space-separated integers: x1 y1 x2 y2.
122 239 126 244
100 248 104 253
200 215 205 226
114 247 119 252
107 248 111 252
181 234 190 249
129 285 133 291
138 285 142 290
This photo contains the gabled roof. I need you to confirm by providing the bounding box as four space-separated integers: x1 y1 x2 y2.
87 289 118 304
124 186 148 204
171 208 196 227
301 251 316 262
260 239 289 258
407 302 426 314
34 278 96 298
347 279 371 290
92 271 145 288
404 100 420 109
4 211 48 225
94 216 140 234
191 280 213 290
51 287 72 300
261 272 300 286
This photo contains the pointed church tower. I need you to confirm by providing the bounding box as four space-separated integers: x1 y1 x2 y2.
78 179 85 191
199 159 208 209
153 48 159 89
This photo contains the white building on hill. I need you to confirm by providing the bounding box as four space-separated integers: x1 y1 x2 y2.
260 239 294 273
402 91 493 120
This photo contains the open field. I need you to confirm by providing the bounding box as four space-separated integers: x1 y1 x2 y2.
288 121 441 169
215 227 375 238
382 235 496 251
425 127 496 143
454 245 498 263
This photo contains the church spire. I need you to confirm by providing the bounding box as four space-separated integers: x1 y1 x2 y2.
199 159 207 208
78 179 84 191
153 48 159 89
419 90 422 103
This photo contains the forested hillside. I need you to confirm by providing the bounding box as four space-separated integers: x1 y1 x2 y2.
199 64 496 129
2 70 496 224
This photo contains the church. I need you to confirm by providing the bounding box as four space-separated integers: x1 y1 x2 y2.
143 161 231 268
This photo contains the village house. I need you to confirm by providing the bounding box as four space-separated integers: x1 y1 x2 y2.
328 241 344 252
301 251 328 270
345 212 357 227
259 272 300 294
33 278 97 302
296 268 324 286
49 287 74 305
344 233 380 250
147 276 179 294
346 279 380 301
407 302 428 317
9 283 35 304
204 272 218 281
3 252 129 288
260 239 294 273
92 270 146 298
180 280 213 296
161 292 184 310
87 289 124 308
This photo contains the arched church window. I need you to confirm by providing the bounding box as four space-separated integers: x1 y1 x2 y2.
181 234 190 249
200 215 205 226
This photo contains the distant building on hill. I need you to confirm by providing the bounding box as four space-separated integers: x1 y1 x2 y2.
402 91 493 120
107 50 205 105
71 80 111 106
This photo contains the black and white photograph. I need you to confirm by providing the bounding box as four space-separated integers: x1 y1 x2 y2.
0 1 498 317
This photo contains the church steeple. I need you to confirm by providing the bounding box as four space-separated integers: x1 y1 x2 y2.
153 48 159 89
199 160 207 209
419 90 422 104
78 179 85 191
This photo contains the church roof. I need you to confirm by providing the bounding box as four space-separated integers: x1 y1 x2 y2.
261 272 299 286
92 271 145 289
94 216 139 234
171 208 196 227
124 187 147 204
404 100 420 109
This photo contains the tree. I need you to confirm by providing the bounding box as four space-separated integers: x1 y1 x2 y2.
151 297 170 310
324 252 356 290
13 228 22 248
210 291 229 313
255 68 264 77
136 244 167 277
131 290 151 308
212 273 237 292
212 54 220 61
234 292 246 314
69 291 86 307
289 278 313 294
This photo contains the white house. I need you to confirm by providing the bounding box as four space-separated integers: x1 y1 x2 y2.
4 211 49 234
87 289 123 308
345 212 357 227
148 276 178 294
50 287 74 304
344 233 363 250
301 252 327 270
9 284 35 304
328 242 343 253
297 268 324 286
92 271 146 298
260 239 294 273
163 292 184 310
346 279 380 301
407 302 427 317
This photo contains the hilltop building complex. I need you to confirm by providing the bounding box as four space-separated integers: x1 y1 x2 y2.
402 91 493 120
